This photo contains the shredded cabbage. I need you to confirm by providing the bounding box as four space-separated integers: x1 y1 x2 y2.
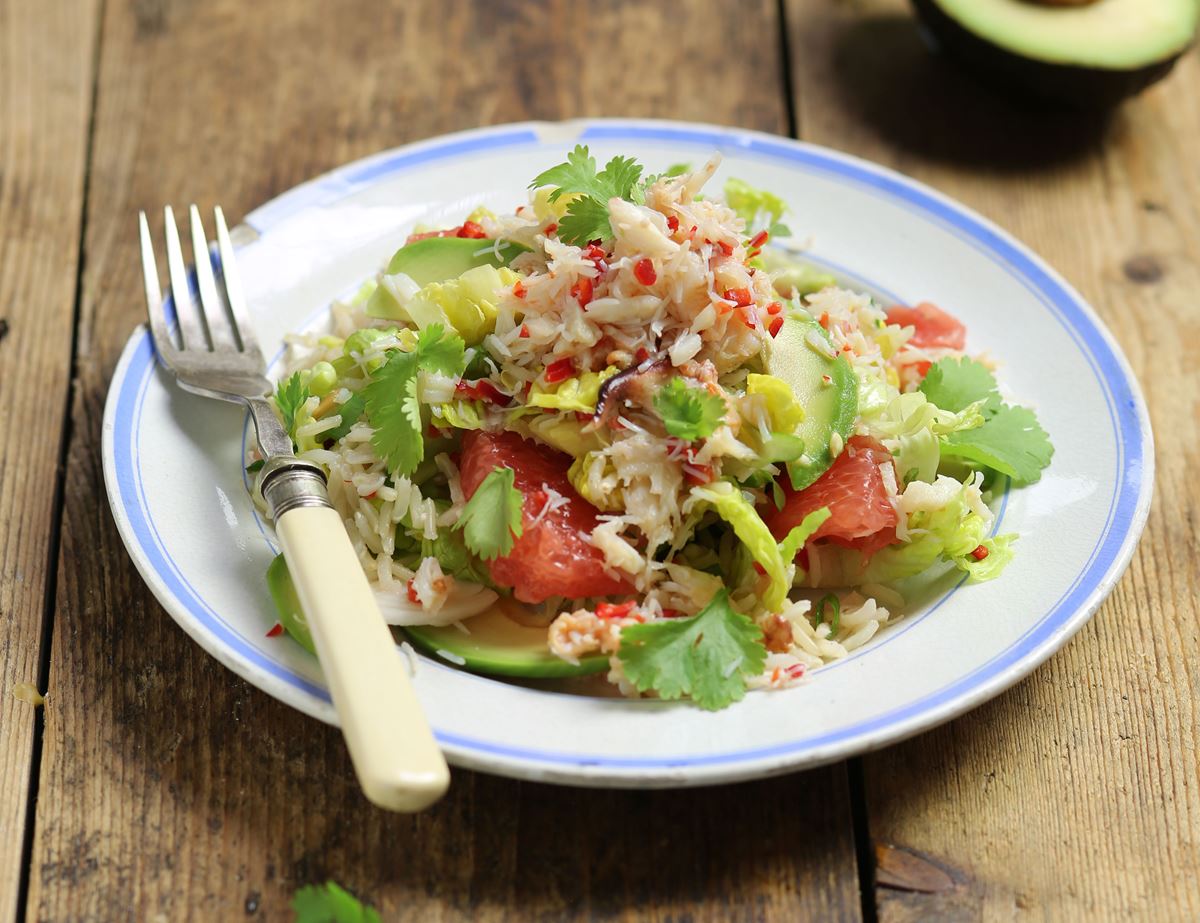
684 481 789 611
437 400 485 430
746 373 805 433
369 264 517 345
528 367 619 414
863 391 985 485
865 475 1013 583
724 178 787 231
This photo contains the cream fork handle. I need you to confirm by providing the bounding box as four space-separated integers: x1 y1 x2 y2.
275 504 449 811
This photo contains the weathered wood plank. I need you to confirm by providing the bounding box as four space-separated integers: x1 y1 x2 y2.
784 1 1200 919
27 1 863 920
0 2 99 920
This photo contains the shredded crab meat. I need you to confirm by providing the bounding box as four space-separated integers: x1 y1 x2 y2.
262 151 1029 707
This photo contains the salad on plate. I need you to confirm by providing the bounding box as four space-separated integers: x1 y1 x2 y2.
256 147 1053 711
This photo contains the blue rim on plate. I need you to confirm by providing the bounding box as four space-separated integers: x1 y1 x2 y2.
103 119 1153 780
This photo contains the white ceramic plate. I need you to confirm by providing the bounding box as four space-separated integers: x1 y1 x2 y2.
103 119 1153 787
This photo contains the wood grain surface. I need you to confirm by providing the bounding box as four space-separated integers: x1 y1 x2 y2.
23 1 862 921
4 0 1198 919
785 1 1200 919
0 2 99 919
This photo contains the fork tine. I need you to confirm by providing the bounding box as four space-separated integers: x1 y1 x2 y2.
212 206 261 360
163 205 210 351
188 205 237 350
139 211 178 362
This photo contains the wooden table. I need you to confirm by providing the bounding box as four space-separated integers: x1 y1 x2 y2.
3 1 1197 919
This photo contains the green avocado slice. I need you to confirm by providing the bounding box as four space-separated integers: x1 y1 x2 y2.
266 554 316 655
767 313 858 491
385 236 529 286
266 553 605 678
404 609 609 679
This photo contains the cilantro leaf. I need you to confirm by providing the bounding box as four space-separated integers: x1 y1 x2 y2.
617 589 766 711
919 357 1002 415
274 372 310 437
453 467 524 560
941 405 1054 484
529 146 646 245
292 881 381 923
920 358 1053 484
558 196 613 249
323 392 366 443
364 324 465 477
653 377 727 441
413 323 469 376
530 145 603 202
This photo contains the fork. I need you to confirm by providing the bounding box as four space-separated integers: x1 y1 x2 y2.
139 205 449 811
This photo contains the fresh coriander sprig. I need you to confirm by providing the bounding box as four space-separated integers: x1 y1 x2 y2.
453 466 524 560
274 372 310 439
653 377 727 441
919 357 1053 484
528 145 646 246
617 589 767 711
363 324 466 477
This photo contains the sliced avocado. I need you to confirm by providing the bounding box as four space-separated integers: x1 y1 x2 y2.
386 237 529 286
767 314 857 490
266 554 602 678
404 609 609 679
266 554 315 655
913 0 1197 107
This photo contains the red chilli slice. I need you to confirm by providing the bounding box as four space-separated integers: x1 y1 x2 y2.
570 276 594 308
633 258 657 286
725 287 753 307
544 358 575 384
456 220 487 239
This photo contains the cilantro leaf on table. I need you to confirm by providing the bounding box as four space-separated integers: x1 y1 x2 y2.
364 324 466 476
274 372 310 437
617 589 766 711
453 467 524 560
940 405 1054 484
292 881 381 923
653 377 727 441
920 358 1053 484
919 357 1002 415
528 145 645 245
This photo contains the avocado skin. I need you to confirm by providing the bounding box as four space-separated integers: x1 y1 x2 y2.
912 0 1187 108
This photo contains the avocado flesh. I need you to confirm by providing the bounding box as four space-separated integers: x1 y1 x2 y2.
266 554 316 655
767 314 858 491
386 236 528 286
404 609 610 679
914 0 1197 106
266 554 604 678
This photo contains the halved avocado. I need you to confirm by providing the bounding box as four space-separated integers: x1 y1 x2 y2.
913 0 1197 107
767 314 857 490
403 609 609 679
385 237 529 286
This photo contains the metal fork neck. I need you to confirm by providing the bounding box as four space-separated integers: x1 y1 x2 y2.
259 457 333 519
